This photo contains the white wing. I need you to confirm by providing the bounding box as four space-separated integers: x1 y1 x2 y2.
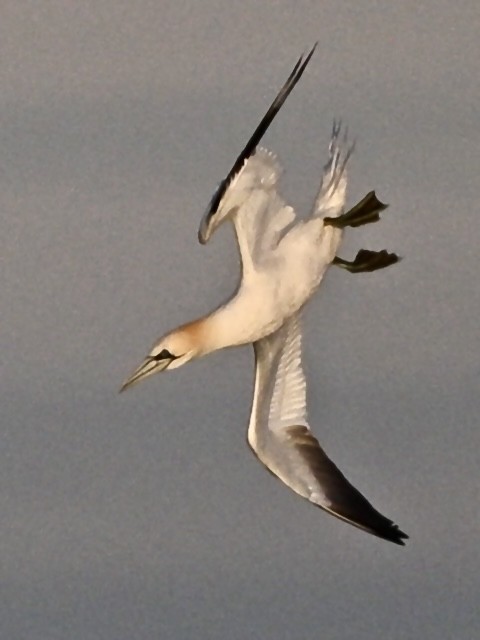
230 122 354 268
247 314 408 545
228 148 297 270
198 46 317 269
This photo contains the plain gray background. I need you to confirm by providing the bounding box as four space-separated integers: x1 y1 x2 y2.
1 2 479 639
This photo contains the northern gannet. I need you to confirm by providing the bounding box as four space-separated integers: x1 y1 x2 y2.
121 46 407 545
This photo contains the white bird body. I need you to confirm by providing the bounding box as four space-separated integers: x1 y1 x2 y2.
192 225 339 352
194 142 346 351
121 46 407 545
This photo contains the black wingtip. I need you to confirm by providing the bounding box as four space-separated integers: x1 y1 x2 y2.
205 44 318 218
378 524 409 546
336 508 409 546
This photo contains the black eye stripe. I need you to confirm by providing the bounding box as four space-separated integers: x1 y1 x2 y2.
153 348 175 361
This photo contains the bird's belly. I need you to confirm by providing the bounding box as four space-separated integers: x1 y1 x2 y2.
237 267 321 342
234 224 342 343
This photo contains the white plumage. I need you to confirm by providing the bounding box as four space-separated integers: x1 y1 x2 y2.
121 46 407 545
248 313 407 543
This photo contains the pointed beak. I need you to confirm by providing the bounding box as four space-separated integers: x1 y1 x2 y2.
119 356 170 393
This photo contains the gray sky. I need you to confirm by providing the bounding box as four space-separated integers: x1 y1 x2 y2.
1 2 479 638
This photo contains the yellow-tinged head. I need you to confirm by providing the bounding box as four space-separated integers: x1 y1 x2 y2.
120 319 207 392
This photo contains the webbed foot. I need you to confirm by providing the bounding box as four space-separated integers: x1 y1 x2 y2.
325 191 388 228
333 249 400 273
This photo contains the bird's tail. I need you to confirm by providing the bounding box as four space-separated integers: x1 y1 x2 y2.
311 120 354 219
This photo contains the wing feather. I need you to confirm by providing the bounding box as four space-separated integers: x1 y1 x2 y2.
230 149 296 268
247 315 408 545
232 122 354 271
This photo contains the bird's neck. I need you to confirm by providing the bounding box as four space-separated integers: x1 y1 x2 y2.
190 291 269 356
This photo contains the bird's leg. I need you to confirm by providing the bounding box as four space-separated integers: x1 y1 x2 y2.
324 191 388 228
333 249 400 273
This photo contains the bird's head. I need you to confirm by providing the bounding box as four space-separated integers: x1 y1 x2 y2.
120 320 205 392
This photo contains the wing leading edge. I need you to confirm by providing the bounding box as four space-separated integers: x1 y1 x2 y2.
199 43 317 245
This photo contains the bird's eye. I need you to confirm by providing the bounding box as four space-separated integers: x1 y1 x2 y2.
153 348 175 361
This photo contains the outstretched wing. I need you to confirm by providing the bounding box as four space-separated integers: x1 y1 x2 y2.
198 46 317 271
230 121 355 270
248 314 408 545
228 149 297 269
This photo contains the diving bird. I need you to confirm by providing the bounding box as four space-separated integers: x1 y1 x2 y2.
121 45 407 544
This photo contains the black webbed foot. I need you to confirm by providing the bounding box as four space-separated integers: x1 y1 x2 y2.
324 191 388 228
333 249 400 273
